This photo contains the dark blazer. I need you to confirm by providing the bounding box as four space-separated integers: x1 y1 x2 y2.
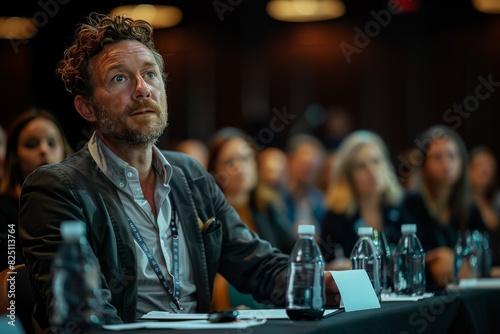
249 189 296 254
401 191 487 252
19 146 289 332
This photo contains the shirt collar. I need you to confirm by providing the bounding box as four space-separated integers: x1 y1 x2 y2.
88 132 172 189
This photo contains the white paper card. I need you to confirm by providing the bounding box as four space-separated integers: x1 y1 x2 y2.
330 270 381 312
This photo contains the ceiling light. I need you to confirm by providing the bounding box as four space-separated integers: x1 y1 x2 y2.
472 0 500 14
0 17 36 39
267 0 346 22
109 4 183 29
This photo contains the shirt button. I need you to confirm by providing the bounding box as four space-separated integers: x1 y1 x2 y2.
119 182 125 188
127 172 133 177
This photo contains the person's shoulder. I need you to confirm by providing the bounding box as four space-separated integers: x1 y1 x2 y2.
26 147 92 183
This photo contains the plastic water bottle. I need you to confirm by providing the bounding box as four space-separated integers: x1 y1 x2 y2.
350 227 382 301
393 224 426 296
286 225 325 320
372 229 392 294
52 221 104 332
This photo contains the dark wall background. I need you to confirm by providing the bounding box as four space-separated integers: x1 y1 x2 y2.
1 0 500 166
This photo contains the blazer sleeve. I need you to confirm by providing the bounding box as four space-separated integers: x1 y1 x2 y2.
19 165 122 328
202 168 290 306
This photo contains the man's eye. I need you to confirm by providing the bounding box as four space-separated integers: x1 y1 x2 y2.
146 71 156 79
114 75 126 83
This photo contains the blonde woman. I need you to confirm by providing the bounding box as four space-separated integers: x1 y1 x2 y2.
321 130 404 270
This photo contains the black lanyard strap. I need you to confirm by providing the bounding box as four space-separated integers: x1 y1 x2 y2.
127 194 183 312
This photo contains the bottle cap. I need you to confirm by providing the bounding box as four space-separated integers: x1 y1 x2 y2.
60 221 86 241
297 224 315 235
401 224 417 234
358 227 373 236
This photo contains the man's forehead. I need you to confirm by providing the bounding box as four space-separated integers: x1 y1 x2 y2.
91 40 157 73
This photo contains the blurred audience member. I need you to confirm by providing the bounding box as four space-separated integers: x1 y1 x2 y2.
402 125 486 288
257 146 288 193
207 127 295 310
321 130 404 270
173 139 209 169
282 134 326 236
0 125 6 182
1 108 73 271
469 146 500 273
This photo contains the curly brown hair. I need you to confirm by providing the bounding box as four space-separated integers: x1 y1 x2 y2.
56 12 165 98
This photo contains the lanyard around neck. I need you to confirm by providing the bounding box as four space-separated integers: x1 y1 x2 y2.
127 193 183 313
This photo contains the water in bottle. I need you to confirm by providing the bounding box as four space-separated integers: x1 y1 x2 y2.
393 224 426 296
286 224 325 320
372 229 392 294
350 227 382 301
52 221 104 332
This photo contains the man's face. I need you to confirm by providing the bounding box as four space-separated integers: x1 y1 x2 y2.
87 40 168 144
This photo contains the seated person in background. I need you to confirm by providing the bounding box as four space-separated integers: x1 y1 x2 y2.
19 13 340 332
208 127 295 254
0 108 72 334
207 128 296 310
321 130 404 270
1 108 73 272
402 125 486 289
468 146 500 276
282 134 327 237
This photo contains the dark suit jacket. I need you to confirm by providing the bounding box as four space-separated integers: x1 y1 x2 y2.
19 146 289 332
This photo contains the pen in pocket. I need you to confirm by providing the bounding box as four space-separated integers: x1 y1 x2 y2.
201 217 217 233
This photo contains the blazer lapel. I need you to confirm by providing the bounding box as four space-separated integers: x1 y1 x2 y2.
169 165 212 312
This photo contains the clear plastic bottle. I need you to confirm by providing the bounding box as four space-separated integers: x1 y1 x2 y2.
286 225 325 320
350 227 382 301
393 224 426 296
372 229 392 294
52 221 104 332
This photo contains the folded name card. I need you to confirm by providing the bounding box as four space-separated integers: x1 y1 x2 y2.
330 270 381 312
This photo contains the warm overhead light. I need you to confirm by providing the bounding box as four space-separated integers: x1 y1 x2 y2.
109 4 183 28
0 17 36 39
267 0 346 22
472 0 500 14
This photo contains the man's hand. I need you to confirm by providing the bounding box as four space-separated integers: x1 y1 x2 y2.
325 271 341 306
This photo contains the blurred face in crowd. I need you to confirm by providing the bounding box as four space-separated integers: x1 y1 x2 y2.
469 151 496 193
214 137 257 196
288 143 324 187
350 143 388 199
17 117 66 180
424 138 462 188
258 148 287 189
80 40 168 146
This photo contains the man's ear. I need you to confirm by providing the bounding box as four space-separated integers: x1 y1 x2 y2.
74 95 97 122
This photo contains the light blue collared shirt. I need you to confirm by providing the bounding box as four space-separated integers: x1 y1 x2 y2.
88 133 197 317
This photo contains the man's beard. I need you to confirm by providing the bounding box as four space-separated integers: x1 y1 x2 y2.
91 99 168 145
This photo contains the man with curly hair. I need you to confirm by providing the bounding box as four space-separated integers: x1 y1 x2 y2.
19 13 340 332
